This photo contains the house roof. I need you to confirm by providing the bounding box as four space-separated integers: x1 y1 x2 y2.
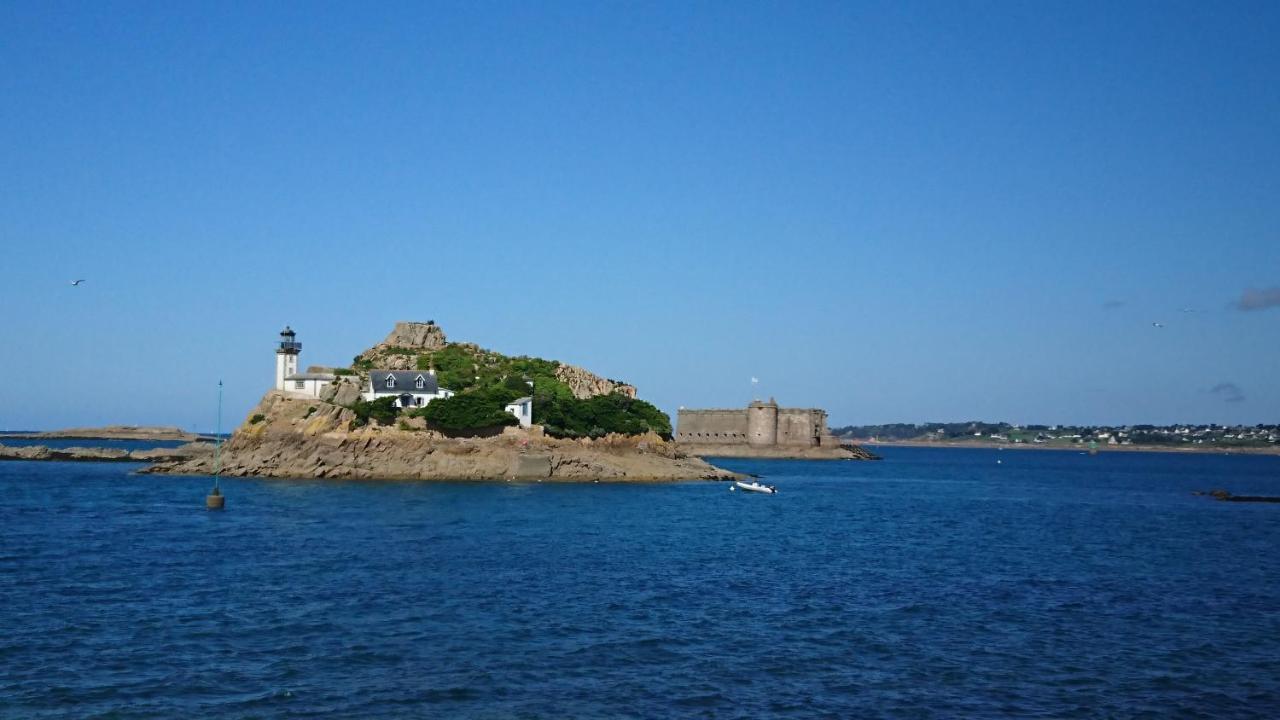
368 371 440 394
285 372 336 381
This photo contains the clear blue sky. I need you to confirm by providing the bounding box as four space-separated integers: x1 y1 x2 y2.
2 1 1277 431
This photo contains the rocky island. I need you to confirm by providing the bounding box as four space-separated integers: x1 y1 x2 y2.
144 322 736 483
4 425 207 442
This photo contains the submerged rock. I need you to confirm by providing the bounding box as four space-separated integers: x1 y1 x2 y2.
1202 489 1280 504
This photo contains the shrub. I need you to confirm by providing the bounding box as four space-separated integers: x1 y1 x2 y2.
347 396 400 428
534 392 671 439
417 394 517 432
304 406 317 419
249 414 266 425
333 368 356 377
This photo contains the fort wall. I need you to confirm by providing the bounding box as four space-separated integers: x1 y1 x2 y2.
677 401 837 449
674 409 749 444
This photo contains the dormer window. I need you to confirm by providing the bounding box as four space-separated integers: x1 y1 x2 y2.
415 375 426 389
385 376 396 389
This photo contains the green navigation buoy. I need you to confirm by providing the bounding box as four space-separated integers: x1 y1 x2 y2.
206 380 225 510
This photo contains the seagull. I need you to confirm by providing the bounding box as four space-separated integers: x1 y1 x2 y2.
70 279 86 286
1152 322 1165 328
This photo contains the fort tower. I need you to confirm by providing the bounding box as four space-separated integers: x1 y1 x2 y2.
747 398 779 446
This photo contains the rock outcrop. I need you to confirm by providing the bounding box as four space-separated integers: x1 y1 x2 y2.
555 364 637 400
5 425 203 441
319 376 364 406
0 442 211 463
1195 489 1280 504
142 392 736 483
354 321 447 369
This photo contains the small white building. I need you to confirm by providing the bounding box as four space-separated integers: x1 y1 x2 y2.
285 372 337 398
363 370 455 409
505 397 533 428
274 327 337 397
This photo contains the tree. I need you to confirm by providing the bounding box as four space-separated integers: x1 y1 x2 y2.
417 394 517 432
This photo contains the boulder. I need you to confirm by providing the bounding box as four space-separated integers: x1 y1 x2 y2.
320 377 364 406
554 363 636 400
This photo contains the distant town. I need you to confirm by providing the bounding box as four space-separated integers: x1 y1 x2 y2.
832 422 1280 449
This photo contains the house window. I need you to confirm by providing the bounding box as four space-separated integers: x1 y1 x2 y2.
385 376 396 389
294 381 305 390
415 397 423 406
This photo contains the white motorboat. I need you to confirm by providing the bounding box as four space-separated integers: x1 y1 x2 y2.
732 480 777 494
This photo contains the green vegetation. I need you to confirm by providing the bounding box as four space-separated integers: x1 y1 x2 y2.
350 341 671 438
410 345 563 398
333 368 356 377
304 406 317 419
249 414 266 425
533 392 672 439
347 397 400 428
410 394 518 432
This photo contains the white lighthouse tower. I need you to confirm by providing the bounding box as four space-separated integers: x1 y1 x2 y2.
274 326 301 391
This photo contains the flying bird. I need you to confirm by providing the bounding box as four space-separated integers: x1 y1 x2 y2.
69 279 86 286
1152 322 1165 328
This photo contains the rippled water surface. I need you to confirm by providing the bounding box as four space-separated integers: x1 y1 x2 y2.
2 447 1279 718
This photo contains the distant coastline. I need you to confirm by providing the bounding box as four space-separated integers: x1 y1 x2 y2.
1 425 213 442
859 439 1280 456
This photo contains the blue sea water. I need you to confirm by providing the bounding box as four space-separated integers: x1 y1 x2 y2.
2 447 1278 718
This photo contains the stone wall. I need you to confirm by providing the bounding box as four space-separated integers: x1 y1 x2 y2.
674 409 749 444
777 408 826 447
677 404 845 449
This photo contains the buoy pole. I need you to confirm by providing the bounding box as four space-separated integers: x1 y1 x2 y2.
207 380 225 510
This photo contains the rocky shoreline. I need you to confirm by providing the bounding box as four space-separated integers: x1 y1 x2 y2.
676 443 879 461
2 425 207 442
0 443 208 464
141 392 737 483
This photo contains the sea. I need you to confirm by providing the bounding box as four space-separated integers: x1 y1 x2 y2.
1 446 1278 718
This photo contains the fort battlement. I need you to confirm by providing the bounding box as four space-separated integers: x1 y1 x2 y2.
676 399 840 449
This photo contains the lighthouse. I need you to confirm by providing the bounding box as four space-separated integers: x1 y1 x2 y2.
274 326 302 391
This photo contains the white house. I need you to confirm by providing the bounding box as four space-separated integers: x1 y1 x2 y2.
275 327 337 397
285 372 337 398
363 370 455 409
505 397 533 428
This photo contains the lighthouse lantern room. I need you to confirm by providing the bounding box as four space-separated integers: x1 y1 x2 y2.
274 326 302 391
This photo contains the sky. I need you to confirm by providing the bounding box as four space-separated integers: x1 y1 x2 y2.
1 1 1278 432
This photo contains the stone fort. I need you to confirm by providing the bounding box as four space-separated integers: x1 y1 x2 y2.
675 398 843 448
